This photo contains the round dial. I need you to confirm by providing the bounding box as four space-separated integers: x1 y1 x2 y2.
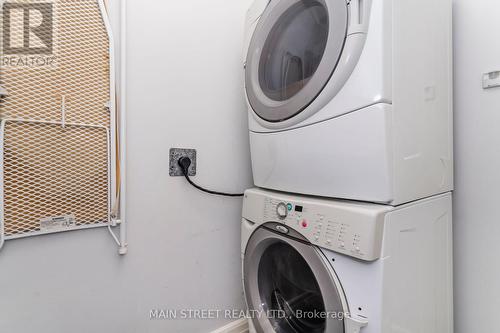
276 202 288 219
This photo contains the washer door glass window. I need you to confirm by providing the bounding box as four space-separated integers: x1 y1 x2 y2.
246 0 348 122
258 242 326 332
244 226 346 333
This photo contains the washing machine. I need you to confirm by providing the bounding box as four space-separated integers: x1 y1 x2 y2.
244 0 453 205
241 188 453 333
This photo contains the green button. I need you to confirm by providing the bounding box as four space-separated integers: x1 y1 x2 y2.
287 203 293 211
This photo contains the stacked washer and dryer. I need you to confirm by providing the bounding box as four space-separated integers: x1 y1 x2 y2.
240 0 453 332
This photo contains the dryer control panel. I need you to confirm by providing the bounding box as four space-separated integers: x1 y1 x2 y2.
243 189 391 261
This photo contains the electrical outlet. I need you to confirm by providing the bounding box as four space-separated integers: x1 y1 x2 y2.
169 148 197 177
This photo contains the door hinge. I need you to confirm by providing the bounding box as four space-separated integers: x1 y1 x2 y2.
345 316 368 333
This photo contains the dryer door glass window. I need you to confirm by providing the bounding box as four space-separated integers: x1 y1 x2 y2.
245 0 347 123
258 242 326 333
259 2 328 102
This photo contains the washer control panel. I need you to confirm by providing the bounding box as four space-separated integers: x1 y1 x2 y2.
243 189 390 261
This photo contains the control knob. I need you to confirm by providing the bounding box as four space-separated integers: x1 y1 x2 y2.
276 202 288 219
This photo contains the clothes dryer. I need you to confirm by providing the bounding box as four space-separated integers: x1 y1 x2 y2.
244 0 453 204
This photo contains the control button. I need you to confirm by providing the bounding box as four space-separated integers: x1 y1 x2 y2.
276 203 288 219
355 246 361 252
326 239 332 244
276 225 289 234
301 220 308 228
314 235 319 241
287 203 293 211
340 242 345 248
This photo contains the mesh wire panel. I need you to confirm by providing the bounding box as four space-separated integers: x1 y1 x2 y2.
0 0 111 127
0 0 113 238
2 121 110 237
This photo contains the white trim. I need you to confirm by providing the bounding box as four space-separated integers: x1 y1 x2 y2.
98 0 118 233
98 0 127 255
210 319 249 333
60 95 66 128
117 0 128 255
5 222 111 241
105 124 113 225
4 118 109 130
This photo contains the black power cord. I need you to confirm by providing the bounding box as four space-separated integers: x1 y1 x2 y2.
178 157 244 197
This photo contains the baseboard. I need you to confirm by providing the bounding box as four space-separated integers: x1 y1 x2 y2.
210 318 249 333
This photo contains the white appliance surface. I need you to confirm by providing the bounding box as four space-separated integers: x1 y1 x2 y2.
244 0 453 205
241 188 453 333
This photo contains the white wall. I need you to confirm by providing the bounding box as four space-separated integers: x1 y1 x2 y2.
0 1 253 332
453 1 500 332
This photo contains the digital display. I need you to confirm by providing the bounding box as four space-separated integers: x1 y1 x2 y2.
295 205 303 212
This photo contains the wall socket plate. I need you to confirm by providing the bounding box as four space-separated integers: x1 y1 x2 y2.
169 148 197 177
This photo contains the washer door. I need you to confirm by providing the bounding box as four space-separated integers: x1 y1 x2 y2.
244 225 346 333
246 0 348 123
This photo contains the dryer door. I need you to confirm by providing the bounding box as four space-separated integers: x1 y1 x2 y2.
244 224 347 333
245 0 347 123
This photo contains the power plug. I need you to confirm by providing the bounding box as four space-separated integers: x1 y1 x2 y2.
169 148 196 176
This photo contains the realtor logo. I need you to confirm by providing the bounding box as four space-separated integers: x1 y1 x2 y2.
1 1 56 67
3 2 53 54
